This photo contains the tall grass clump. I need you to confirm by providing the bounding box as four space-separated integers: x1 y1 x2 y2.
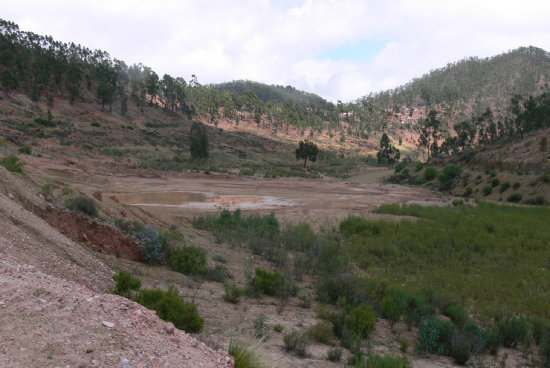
1 154 24 172
229 339 268 368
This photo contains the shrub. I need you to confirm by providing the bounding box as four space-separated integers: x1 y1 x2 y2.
138 226 164 263
91 122 100 127
500 182 511 193
297 288 313 308
497 316 529 348
347 304 377 339
34 117 56 127
381 295 403 325
251 268 292 296
423 167 438 181
135 286 203 332
512 182 521 190
415 162 424 172
490 170 497 177
228 339 265 368
1 154 23 173
507 193 522 203
273 324 284 333
212 254 227 263
442 164 463 179
399 339 409 353
65 196 97 217
445 304 468 327
485 328 501 355
205 264 228 282
281 222 316 252
413 178 426 185
464 187 473 196
482 186 492 196
223 282 244 304
327 347 342 362
449 330 471 365
452 199 464 207
283 331 309 356
394 162 407 173
112 270 142 297
307 320 335 345
417 317 452 355
170 245 207 275
531 317 549 345
253 314 271 340
18 145 31 154
491 178 500 187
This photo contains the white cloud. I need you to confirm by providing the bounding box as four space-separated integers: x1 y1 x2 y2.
2 0 550 101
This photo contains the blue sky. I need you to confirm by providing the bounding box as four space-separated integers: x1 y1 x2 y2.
2 0 550 101
320 40 387 62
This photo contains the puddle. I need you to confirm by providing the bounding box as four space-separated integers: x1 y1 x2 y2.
108 191 295 210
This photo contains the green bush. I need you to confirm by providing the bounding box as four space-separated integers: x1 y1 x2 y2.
281 222 316 252
223 282 244 304
1 154 23 173
497 316 529 348
91 122 100 127
423 167 438 181
512 182 521 190
507 193 522 203
413 177 426 185
273 324 284 333
170 245 207 275
348 304 377 339
464 186 473 196
381 295 403 325
18 145 31 154
135 286 203 333
449 330 471 365
252 268 293 296
205 264 228 282
283 330 309 356
417 317 453 355
307 320 335 345
442 164 463 180
491 178 500 187
482 186 493 196
490 170 498 177
500 182 511 193
65 196 97 217
445 304 468 327
415 162 424 172
394 162 407 173
138 225 164 262
112 270 142 297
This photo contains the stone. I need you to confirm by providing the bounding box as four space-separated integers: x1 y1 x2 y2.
164 322 175 335
102 321 115 328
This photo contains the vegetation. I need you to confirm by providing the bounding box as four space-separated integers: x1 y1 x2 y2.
377 133 400 164
65 196 97 217
283 330 309 357
295 140 318 168
223 282 244 304
138 225 164 263
228 339 267 368
112 270 142 297
170 245 207 275
190 121 209 159
351 353 411 368
1 154 23 172
18 145 31 154
135 286 203 333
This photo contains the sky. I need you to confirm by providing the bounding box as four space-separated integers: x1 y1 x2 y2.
3 0 550 102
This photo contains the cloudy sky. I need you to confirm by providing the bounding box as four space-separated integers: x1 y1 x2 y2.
3 0 550 101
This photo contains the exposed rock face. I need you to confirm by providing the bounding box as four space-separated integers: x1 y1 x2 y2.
40 205 145 262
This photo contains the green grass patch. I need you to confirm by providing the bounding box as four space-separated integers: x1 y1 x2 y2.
357 202 550 320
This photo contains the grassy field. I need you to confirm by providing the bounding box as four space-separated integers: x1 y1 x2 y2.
346 202 550 320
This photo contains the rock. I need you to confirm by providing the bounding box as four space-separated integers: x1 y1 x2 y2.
8 193 14 200
110 196 120 203
164 322 175 335
86 349 94 353
93 191 102 201
102 321 115 328
121 209 127 217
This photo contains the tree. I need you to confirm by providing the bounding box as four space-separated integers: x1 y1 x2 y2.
295 140 318 168
377 133 400 164
190 121 209 159
417 109 442 160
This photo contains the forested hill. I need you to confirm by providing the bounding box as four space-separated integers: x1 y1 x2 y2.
358 46 550 110
214 80 327 108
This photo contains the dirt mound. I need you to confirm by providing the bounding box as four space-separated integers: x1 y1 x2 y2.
0 193 234 367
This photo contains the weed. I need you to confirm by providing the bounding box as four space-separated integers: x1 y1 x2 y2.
273 324 284 333
283 330 309 357
253 314 271 340
327 347 342 362
228 339 266 368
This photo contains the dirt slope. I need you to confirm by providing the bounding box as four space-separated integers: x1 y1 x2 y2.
0 192 233 368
